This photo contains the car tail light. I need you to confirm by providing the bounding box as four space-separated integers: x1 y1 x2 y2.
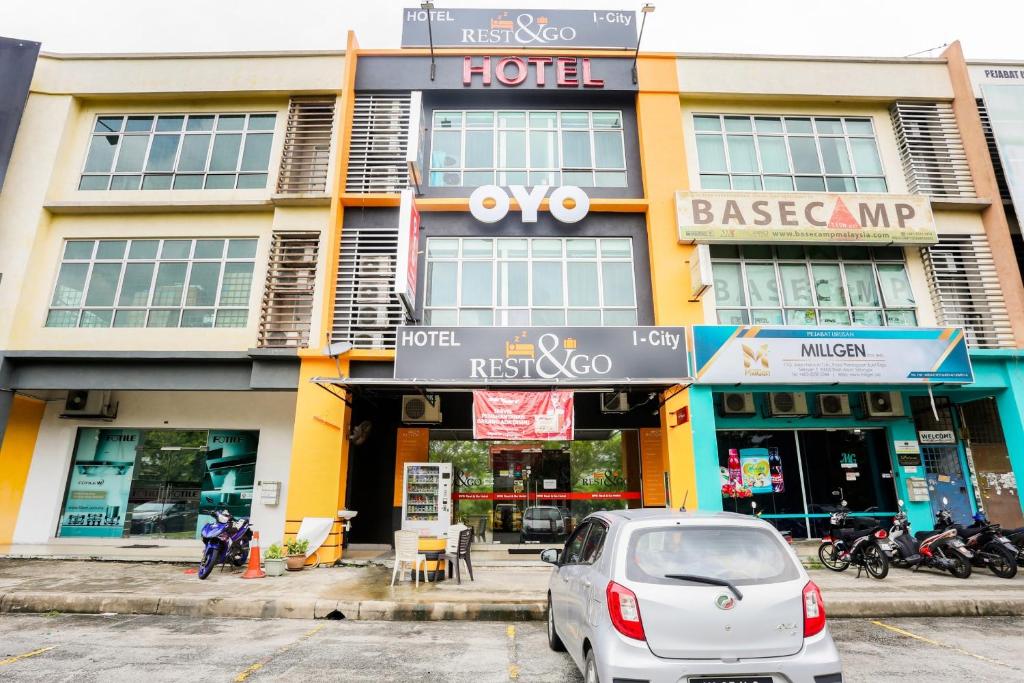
874 529 888 539
606 581 645 641
822 535 832 542
802 581 826 638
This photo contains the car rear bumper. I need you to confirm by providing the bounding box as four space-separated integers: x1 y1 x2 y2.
595 626 842 683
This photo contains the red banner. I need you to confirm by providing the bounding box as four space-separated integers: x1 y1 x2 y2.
453 491 641 501
472 390 574 440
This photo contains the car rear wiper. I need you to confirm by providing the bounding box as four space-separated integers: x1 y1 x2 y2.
664 574 743 600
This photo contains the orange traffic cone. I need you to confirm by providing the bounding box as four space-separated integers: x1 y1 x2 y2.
241 530 266 579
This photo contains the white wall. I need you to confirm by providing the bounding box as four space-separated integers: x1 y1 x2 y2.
12 390 296 545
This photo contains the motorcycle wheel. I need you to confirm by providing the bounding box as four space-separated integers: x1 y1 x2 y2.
198 545 219 580
949 554 972 579
231 544 250 568
863 544 889 580
818 542 850 571
987 545 1018 579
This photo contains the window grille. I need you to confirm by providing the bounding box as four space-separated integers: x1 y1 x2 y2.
921 234 1013 348
258 231 320 348
890 101 975 199
276 97 336 194
345 93 412 193
331 224 404 348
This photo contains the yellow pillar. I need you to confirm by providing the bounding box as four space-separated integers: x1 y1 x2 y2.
637 54 704 509
283 356 350 563
0 395 45 544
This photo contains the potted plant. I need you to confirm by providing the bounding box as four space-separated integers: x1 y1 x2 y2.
264 544 286 576
285 538 309 571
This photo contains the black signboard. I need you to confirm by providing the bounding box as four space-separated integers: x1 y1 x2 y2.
897 452 922 468
402 8 637 49
394 326 689 383
0 36 40 193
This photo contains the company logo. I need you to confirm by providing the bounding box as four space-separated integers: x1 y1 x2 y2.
471 12 577 45
471 330 612 380
469 185 590 224
742 343 770 377
715 594 736 610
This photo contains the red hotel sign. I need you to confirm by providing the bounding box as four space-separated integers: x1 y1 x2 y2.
453 491 641 501
473 390 574 440
463 56 604 87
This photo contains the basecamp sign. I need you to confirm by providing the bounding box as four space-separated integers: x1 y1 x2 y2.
473 390 574 440
693 325 973 385
395 326 690 383
402 8 637 49
676 191 937 245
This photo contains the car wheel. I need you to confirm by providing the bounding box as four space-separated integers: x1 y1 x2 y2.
547 595 565 652
584 648 600 683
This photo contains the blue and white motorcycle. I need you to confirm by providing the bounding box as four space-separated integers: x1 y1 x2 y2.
197 509 252 580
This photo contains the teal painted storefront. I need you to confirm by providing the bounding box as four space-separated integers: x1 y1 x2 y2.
688 350 1024 537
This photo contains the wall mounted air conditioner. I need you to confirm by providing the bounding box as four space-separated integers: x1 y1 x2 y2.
863 391 905 418
817 393 852 417
358 304 391 328
600 392 630 413
765 392 809 417
721 392 755 416
60 390 118 420
402 395 442 423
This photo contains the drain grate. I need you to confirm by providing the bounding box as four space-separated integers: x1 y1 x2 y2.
119 544 161 549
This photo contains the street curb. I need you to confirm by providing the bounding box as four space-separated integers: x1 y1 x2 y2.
2 591 1023 621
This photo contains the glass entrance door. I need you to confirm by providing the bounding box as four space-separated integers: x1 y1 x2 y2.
126 431 206 538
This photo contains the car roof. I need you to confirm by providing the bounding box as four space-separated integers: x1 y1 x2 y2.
591 509 763 526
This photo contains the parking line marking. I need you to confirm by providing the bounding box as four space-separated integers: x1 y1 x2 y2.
0 646 56 666
506 624 519 680
869 620 1015 669
233 624 325 682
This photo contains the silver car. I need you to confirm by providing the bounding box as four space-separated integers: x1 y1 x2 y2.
541 509 842 683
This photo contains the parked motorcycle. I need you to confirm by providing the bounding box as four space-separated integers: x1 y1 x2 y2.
1006 525 1024 567
817 501 890 579
198 509 252 580
886 499 973 579
935 510 1018 579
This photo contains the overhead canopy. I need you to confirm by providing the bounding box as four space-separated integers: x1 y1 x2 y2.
311 376 691 394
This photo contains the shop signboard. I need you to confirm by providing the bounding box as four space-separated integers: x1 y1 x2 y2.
739 448 773 494
473 390 574 440
395 326 690 383
918 430 956 445
59 429 140 538
693 326 973 385
395 188 421 316
675 191 937 245
401 8 637 49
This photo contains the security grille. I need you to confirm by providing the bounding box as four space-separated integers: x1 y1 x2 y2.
258 231 321 348
975 98 1012 203
276 96 337 194
331 223 403 348
921 234 1014 348
890 101 975 199
345 92 412 193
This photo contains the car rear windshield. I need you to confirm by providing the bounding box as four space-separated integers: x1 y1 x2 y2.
525 508 560 521
626 525 800 586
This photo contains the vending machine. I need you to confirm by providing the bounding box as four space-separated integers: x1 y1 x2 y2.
401 462 452 536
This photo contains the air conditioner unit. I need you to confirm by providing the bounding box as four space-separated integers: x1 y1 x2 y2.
817 393 852 417
402 395 442 423
353 331 386 348
357 304 391 328
721 392 755 416
766 392 809 417
863 391 905 418
600 392 630 413
60 390 118 420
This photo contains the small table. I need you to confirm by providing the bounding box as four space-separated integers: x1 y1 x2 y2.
414 536 447 582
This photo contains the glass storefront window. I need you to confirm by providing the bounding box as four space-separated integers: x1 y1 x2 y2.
429 431 641 544
58 428 259 539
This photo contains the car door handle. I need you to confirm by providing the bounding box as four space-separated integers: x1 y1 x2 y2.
583 579 592 588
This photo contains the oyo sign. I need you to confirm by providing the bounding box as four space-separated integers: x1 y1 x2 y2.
463 56 604 88
469 185 590 224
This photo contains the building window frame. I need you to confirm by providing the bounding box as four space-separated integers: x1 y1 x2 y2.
694 114 888 193
45 237 258 329
423 236 638 327
428 109 627 188
710 244 916 327
78 112 277 192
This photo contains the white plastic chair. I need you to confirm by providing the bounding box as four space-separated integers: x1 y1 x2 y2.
392 530 428 587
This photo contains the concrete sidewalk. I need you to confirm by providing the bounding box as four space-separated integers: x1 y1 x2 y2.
2 557 1023 622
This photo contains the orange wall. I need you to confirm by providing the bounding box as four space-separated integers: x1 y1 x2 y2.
0 396 45 544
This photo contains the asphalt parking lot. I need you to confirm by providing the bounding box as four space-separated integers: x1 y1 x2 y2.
0 613 1021 681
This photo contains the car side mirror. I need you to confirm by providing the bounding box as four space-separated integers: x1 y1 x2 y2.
540 548 560 566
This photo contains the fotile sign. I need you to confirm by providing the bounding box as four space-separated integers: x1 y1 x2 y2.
676 191 937 245
402 8 637 49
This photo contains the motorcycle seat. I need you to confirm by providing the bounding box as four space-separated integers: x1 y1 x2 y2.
914 530 939 541
839 527 875 541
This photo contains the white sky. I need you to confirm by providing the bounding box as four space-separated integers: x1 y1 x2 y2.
1 0 1021 61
